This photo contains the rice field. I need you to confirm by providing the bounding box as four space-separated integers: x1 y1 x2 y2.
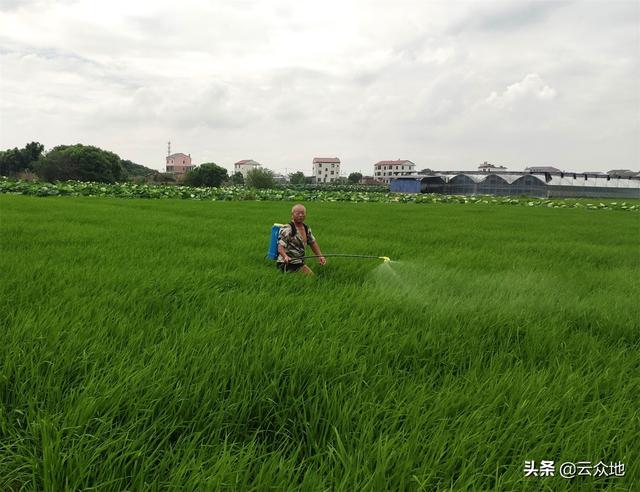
0 194 638 490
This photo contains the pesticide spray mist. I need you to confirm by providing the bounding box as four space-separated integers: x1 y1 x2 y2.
368 259 435 305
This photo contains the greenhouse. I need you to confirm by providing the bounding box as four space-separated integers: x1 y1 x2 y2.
391 173 640 198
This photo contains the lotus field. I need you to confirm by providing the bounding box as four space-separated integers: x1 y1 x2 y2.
2 177 639 210
0 193 638 490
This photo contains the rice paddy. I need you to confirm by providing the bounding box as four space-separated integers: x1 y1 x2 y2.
0 194 638 490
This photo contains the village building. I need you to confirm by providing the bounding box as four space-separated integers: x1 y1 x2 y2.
166 153 194 176
234 159 261 178
361 175 383 185
374 160 416 183
478 161 507 172
524 165 561 173
312 157 341 183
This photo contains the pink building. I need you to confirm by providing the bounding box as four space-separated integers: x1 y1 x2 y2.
166 153 194 175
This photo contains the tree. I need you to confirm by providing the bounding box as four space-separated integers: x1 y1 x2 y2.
0 141 44 176
122 159 156 178
230 171 244 185
347 172 362 184
184 163 228 187
35 144 126 183
22 142 45 166
0 149 24 176
289 171 306 185
246 168 276 189
149 172 176 183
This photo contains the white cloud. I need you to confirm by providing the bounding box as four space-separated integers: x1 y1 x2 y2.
0 0 638 173
485 73 557 110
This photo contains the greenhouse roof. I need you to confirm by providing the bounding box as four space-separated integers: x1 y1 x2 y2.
493 174 521 184
391 172 640 190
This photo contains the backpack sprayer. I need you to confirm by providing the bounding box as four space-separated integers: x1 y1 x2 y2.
267 223 391 263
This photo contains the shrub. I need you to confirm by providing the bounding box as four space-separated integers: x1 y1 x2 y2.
246 168 276 189
230 172 245 185
184 163 228 187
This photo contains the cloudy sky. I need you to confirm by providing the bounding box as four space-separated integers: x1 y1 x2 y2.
0 0 638 175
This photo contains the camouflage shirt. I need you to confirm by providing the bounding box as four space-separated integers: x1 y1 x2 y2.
277 223 316 264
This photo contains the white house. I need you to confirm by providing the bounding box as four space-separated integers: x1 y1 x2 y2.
313 157 341 183
234 159 261 178
374 160 416 183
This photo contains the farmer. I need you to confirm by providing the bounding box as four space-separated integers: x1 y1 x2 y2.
277 204 326 274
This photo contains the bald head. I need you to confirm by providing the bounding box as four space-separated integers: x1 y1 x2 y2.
291 204 306 224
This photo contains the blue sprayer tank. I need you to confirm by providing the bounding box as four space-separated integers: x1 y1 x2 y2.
267 223 285 260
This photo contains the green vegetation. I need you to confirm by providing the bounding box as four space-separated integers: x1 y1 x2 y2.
348 172 363 184
34 144 127 183
1 177 638 211
0 142 44 176
0 195 637 490
184 162 228 187
288 171 306 185
246 168 276 189
0 142 156 183
121 159 158 178
230 171 245 185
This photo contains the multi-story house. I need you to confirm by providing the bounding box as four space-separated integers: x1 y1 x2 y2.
166 153 195 176
313 157 341 183
374 160 416 183
234 159 261 178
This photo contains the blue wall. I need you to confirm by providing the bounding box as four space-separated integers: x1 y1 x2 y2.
390 179 422 193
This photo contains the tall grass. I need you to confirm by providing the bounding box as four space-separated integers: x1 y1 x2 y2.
1 195 638 490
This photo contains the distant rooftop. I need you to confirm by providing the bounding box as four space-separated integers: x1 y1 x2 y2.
478 161 506 170
313 157 340 164
375 159 415 166
608 169 639 177
524 166 561 173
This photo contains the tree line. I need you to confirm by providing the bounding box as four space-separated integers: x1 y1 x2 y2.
0 142 153 184
0 142 365 188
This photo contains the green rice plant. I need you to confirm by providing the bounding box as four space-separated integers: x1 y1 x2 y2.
0 195 638 490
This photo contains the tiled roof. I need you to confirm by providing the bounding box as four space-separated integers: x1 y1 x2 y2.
167 153 189 158
313 157 340 163
235 159 259 165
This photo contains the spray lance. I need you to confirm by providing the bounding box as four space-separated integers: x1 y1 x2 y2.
267 223 391 263
302 254 391 263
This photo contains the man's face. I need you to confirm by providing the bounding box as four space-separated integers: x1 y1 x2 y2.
292 207 306 223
